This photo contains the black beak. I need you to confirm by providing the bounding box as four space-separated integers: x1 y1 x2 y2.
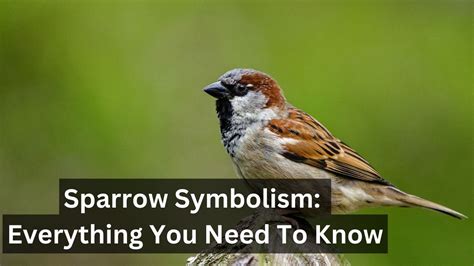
203 81 229 99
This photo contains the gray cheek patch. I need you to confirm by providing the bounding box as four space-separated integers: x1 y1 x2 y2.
229 91 267 114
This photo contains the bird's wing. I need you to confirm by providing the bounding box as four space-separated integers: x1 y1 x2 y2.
267 108 390 185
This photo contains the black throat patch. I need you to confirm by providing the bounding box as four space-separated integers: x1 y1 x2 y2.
215 98 242 156
216 99 233 136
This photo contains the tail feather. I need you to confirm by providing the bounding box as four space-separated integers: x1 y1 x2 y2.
387 187 467 219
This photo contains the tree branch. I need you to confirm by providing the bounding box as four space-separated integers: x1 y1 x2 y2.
187 209 349 265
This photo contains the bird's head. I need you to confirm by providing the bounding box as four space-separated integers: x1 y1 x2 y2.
203 69 286 113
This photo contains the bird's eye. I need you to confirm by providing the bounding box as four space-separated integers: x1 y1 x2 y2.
233 84 249 96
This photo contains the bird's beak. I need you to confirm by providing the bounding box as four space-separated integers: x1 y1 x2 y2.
203 81 229 99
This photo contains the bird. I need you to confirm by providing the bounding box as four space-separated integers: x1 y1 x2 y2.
203 68 466 219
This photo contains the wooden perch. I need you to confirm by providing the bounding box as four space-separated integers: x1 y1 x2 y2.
186 209 349 265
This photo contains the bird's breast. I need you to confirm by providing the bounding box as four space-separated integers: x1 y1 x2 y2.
231 126 332 180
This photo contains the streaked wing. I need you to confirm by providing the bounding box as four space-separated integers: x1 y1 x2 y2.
267 108 390 185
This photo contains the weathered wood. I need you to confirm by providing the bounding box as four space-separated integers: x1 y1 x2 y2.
187 209 349 265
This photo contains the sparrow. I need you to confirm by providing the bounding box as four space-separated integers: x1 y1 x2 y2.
203 68 466 219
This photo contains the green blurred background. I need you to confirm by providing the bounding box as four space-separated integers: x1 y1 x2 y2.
0 1 472 265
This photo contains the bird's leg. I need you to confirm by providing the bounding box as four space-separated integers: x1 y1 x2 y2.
273 209 301 229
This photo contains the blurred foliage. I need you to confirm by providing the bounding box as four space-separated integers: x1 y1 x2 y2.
0 1 472 265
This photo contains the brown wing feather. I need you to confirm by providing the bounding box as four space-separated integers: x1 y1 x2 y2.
268 108 390 185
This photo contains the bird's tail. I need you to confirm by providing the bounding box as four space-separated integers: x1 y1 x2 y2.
385 186 467 219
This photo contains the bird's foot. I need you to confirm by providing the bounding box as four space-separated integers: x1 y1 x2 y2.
273 209 301 230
